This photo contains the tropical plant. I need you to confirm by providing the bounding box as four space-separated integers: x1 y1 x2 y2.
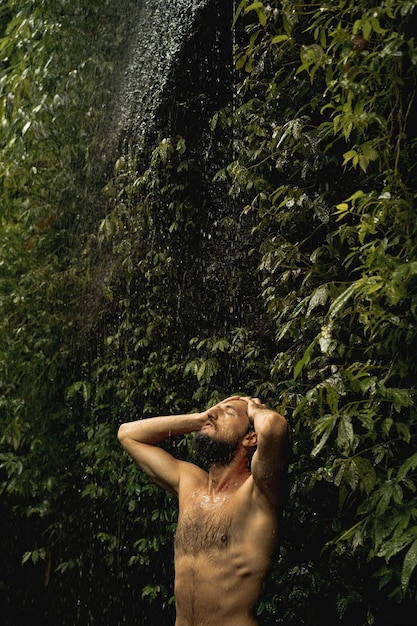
2 0 417 624
219 1 417 621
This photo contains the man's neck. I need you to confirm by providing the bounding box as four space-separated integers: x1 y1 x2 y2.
207 457 251 494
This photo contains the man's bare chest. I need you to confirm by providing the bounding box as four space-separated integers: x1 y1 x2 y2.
174 492 242 556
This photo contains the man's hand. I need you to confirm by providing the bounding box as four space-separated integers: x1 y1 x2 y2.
239 396 269 423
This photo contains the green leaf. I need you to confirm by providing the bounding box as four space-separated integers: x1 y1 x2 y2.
337 414 354 452
307 285 329 315
232 0 247 26
401 539 417 591
353 456 377 495
342 149 358 166
271 34 290 44
398 452 417 482
311 413 337 457
327 278 367 322
293 338 316 380
245 1 263 10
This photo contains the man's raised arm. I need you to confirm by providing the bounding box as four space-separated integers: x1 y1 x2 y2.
117 411 207 494
242 397 290 509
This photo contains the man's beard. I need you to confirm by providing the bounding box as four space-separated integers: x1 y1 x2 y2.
191 431 240 469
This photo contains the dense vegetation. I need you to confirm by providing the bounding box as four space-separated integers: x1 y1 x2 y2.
1 1 417 624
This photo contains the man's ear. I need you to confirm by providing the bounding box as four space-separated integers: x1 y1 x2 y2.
243 431 257 448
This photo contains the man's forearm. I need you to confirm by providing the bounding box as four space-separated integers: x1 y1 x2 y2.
118 412 206 445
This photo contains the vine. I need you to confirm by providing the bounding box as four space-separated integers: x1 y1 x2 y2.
228 0 417 616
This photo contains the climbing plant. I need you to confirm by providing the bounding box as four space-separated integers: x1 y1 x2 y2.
0 0 141 623
218 1 417 622
2 0 417 625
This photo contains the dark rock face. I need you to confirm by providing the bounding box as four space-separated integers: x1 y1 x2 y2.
108 0 234 151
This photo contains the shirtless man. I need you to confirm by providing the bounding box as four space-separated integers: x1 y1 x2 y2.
117 395 290 626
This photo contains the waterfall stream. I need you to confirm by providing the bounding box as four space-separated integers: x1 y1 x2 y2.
105 0 231 154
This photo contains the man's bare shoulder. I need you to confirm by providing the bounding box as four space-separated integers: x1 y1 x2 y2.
178 460 208 491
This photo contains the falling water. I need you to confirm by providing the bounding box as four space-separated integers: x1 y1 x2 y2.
69 1 265 623
103 0 228 156
2 2 269 625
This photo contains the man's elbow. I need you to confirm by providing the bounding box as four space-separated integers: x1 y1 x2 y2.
277 412 290 437
275 414 291 451
262 410 289 437
117 422 129 445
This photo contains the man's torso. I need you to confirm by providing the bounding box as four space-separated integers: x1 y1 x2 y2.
173 468 278 626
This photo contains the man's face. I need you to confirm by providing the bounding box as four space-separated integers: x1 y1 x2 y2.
192 399 254 469
200 399 251 444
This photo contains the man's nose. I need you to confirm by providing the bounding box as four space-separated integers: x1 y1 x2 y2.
208 408 219 420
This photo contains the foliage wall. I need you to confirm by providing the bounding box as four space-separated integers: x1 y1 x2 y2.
1 1 417 625
226 2 417 623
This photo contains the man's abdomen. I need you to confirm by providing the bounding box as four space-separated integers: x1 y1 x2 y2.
174 552 262 626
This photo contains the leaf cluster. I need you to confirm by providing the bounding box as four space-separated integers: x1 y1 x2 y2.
2 0 417 624
224 0 417 618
